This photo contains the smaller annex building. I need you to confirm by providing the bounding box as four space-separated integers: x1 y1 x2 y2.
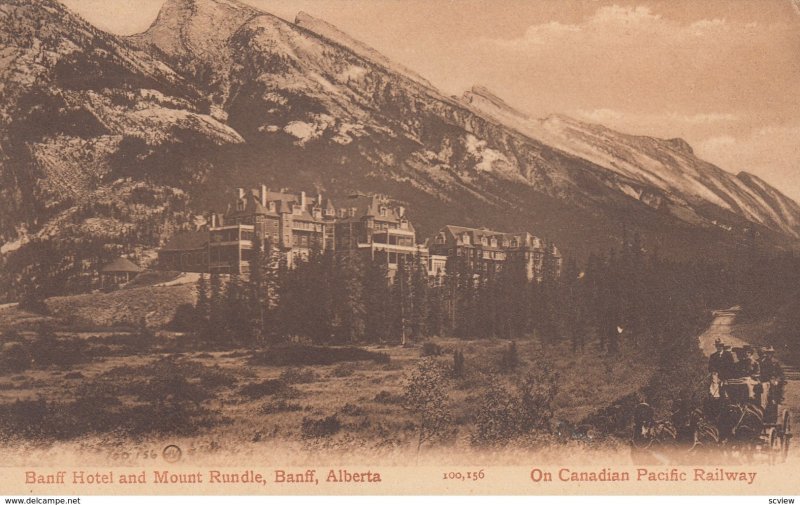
100 257 142 289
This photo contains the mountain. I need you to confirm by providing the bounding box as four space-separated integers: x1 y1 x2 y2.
462 86 800 239
126 0 800 243
0 0 243 299
1 0 799 300
293 11 437 91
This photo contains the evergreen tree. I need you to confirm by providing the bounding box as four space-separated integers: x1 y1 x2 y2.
331 251 366 343
364 257 391 343
224 273 248 345
208 271 224 345
194 273 210 337
392 255 413 344
246 236 267 344
409 252 429 339
426 273 448 338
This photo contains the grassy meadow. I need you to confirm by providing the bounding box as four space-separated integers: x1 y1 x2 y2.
0 282 654 466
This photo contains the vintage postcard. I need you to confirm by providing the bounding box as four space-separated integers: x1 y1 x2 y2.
0 0 799 499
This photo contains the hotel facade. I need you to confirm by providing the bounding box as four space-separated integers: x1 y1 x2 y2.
159 185 559 281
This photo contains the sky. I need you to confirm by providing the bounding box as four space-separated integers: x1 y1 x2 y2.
62 0 800 201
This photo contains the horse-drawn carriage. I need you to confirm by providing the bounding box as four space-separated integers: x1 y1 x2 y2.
632 374 792 464
715 376 791 463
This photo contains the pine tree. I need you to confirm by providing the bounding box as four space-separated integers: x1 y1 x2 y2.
452 254 477 339
426 274 447 338
364 256 391 343
392 255 413 345
246 236 266 344
194 273 210 337
224 273 248 345
409 252 429 339
261 238 283 342
331 251 366 343
209 272 224 345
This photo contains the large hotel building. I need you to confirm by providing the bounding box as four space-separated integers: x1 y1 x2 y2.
158 185 560 280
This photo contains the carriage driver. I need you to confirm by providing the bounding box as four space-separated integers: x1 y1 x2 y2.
708 339 724 374
708 341 737 381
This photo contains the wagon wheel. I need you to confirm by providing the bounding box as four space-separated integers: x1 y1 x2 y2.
781 410 791 463
768 428 781 465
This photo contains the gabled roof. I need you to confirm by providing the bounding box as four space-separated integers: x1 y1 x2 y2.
101 257 142 273
161 231 209 252
332 194 404 224
439 225 545 249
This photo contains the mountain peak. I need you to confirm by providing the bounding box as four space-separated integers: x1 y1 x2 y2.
131 0 262 55
664 137 694 155
294 10 436 89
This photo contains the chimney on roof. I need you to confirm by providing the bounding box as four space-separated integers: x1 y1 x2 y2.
396 206 406 218
260 184 268 207
210 213 217 228
237 187 245 200
317 194 323 206
300 191 307 208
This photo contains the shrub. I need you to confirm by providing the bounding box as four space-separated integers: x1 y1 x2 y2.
279 367 318 384
471 366 559 447
421 342 442 357
331 363 356 377
470 380 519 446
340 403 366 416
239 379 291 399
0 343 32 373
301 414 341 438
168 303 197 332
452 350 465 378
261 400 304 414
374 390 404 404
198 366 237 390
499 341 519 372
403 358 452 450
249 345 389 366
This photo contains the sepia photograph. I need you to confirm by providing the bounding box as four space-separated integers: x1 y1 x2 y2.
0 0 799 499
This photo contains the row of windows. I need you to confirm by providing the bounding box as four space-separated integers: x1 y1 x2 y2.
210 245 241 262
292 220 323 231
373 235 414 247
449 234 529 248
292 233 322 248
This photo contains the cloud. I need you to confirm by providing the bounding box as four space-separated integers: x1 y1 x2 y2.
479 4 772 52
667 112 739 124
590 5 662 25
573 109 738 128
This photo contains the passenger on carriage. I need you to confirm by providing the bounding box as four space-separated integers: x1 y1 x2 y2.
759 346 786 405
739 345 760 379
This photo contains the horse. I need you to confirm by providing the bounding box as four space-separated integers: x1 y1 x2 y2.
717 401 764 461
631 403 678 464
685 407 721 462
